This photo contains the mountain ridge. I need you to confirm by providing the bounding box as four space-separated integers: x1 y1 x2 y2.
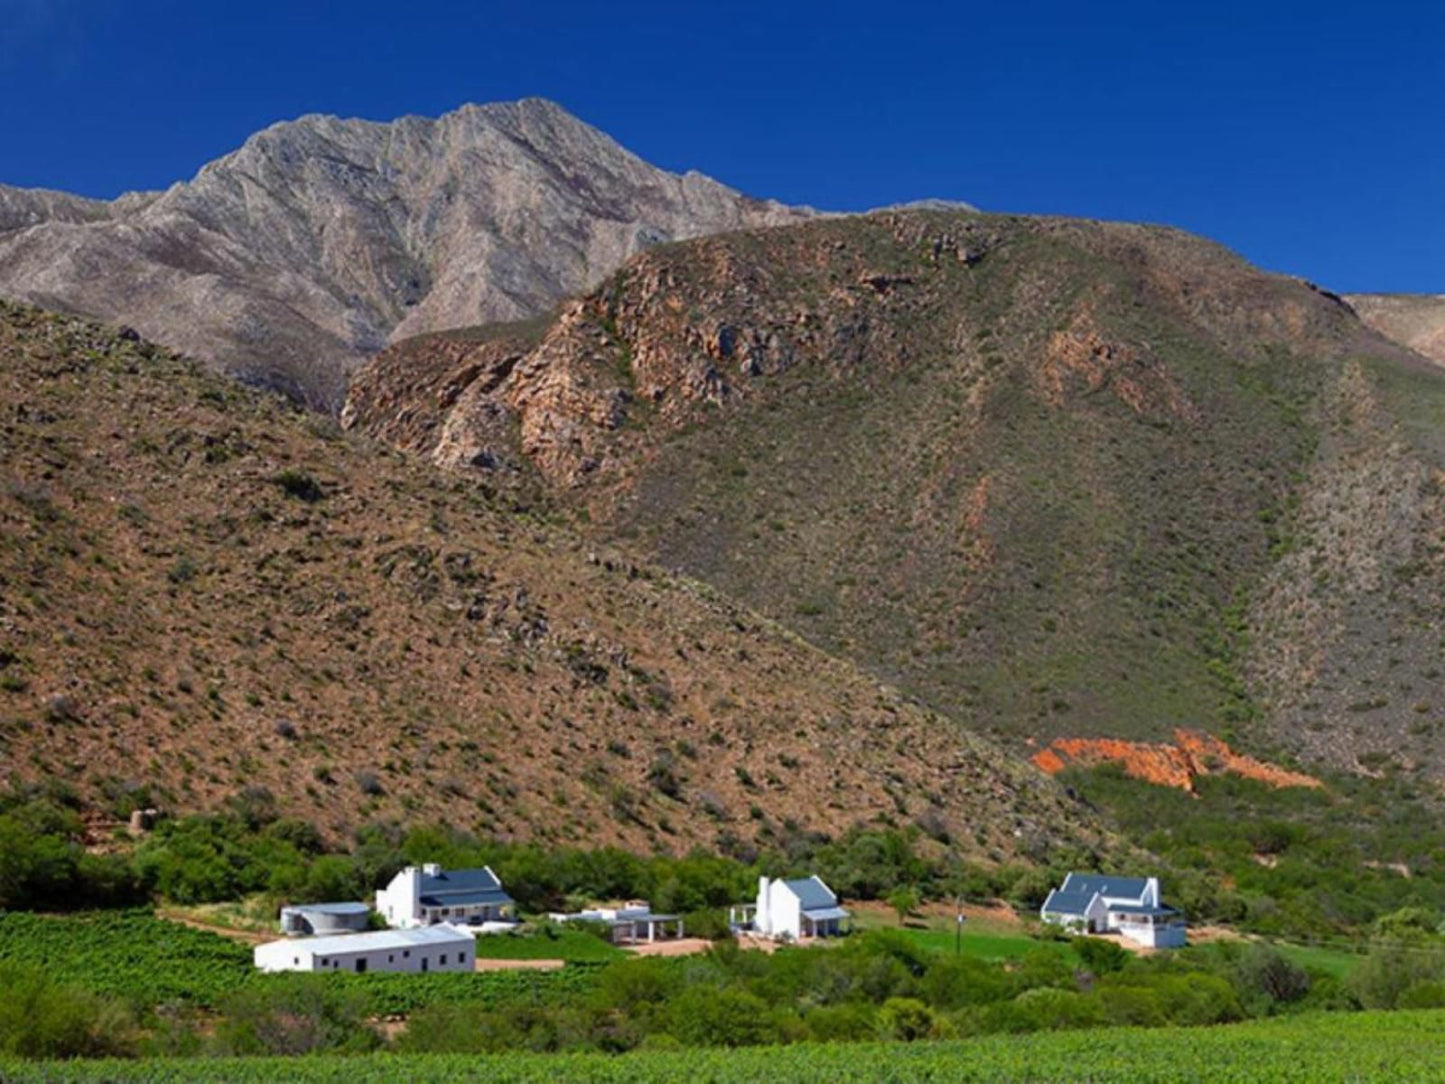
345 208 1445 784
0 99 814 410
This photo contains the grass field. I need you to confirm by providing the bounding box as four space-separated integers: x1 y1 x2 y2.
4 1009 1440 1082
851 907 1078 964
1273 942 1364 979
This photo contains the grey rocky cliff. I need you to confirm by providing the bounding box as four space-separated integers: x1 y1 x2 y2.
0 99 812 408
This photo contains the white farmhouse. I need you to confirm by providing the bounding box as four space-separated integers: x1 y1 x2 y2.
253 923 474 973
736 875 850 941
376 863 515 929
1040 872 1186 948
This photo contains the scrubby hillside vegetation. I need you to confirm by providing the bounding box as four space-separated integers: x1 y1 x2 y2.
346 210 1445 781
0 301 1098 857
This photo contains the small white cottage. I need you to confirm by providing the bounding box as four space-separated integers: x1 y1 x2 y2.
735 875 850 941
376 864 515 929
1040 872 1186 948
253 923 474 973
546 902 685 944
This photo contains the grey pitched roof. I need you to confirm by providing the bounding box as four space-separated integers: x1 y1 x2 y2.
782 876 838 910
417 867 514 908
1061 873 1150 900
1041 889 1098 916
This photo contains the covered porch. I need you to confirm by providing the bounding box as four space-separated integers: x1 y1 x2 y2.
801 906 851 938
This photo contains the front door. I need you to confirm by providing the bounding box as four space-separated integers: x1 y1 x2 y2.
421 957 429 972
354 959 367 974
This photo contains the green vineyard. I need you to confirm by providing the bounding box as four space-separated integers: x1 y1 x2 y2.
0 911 601 1015
3 1009 1441 1082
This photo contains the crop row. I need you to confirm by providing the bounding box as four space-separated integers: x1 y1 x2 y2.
4 1009 1444 1082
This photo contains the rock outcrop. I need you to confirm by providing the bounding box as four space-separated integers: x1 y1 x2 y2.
1032 731 1323 792
0 99 812 409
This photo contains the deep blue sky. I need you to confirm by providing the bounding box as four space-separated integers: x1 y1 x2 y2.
0 0 1439 292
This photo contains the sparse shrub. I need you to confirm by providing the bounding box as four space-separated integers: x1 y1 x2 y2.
646 753 683 799
167 556 197 585
44 694 79 723
273 468 324 503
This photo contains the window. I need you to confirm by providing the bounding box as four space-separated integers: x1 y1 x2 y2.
440 954 447 965
459 951 467 964
319 957 327 966
293 957 300 966
388 955 394 963
403 950 410 958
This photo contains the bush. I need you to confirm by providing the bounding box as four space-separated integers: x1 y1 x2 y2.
666 987 778 1047
1399 980 1445 1009
0 963 135 1058
1229 943 1310 1010
1349 942 1445 1009
212 976 379 1055
273 469 324 502
803 1001 877 1042
1074 936 1129 975
877 996 934 1041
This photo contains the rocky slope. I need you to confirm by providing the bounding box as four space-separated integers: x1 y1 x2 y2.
1347 294 1445 367
0 100 811 410
346 209 1445 781
0 300 1102 859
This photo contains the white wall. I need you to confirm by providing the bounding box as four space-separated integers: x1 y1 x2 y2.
377 867 422 929
253 934 473 973
755 878 804 940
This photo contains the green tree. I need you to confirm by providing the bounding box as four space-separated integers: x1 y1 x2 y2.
887 886 920 926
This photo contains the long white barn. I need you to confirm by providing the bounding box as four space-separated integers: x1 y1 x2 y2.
253 923 475 973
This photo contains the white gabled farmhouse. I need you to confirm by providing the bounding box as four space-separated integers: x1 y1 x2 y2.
376 863 515 929
1040 872 1186 948
253 923 474 973
739 875 850 941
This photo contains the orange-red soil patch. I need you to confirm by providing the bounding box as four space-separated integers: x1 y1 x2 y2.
1033 729 1322 793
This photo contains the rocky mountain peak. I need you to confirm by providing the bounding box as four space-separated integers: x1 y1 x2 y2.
0 99 814 408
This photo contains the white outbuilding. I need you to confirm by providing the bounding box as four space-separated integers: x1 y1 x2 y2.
546 902 685 944
253 923 475 974
278 901 370 936
733 875 850 941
